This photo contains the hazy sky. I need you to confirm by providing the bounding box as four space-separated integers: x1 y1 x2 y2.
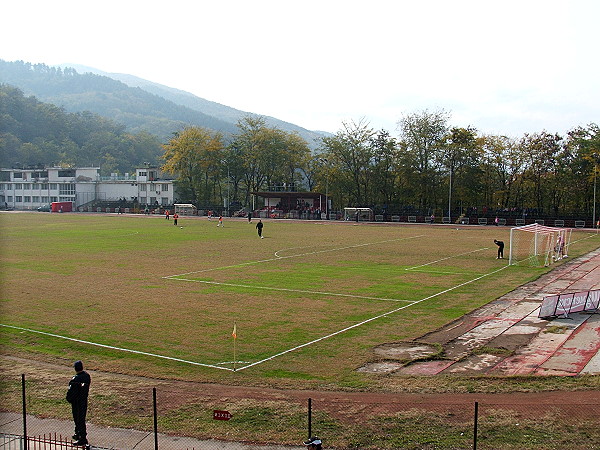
2 0 598 136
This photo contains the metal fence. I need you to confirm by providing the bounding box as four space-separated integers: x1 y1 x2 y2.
2 374 599 449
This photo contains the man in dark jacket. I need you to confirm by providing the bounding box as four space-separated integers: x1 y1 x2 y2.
66 360 91 446
494 239 505 259
256 219 264 238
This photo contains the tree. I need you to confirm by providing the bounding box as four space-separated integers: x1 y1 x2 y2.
369 129 399 209
565 124 600 216
318 119 375 207
230 115 311 207
519 132 563 212
439 126 478 216
161 126 224 205
397 109 450 211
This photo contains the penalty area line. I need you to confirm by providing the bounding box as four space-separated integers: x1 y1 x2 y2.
235 263 511 372
166 235 425 278
405 247 489 271
0 324 234 372
166 277 415 303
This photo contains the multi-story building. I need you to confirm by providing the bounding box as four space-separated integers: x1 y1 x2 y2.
0 166 174 210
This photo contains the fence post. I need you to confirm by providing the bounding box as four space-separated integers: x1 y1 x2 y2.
307 398 312 440
473 401 478 450
153 387 158 450
22 374 28 450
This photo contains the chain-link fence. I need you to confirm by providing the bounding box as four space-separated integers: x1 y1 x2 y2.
2 374 599 449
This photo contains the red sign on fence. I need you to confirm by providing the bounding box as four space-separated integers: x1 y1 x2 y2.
213 410 233 421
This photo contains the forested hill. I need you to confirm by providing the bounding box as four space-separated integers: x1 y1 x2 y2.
0 84 163 174
62 64 330 145
0 60 238 139
0 60 327 145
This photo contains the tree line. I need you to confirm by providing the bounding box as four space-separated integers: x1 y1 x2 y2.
163 111 600 218
2 80 599 218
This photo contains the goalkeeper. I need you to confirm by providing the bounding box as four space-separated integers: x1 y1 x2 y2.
494 239 504 259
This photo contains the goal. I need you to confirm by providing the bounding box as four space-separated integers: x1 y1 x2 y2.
343 207 373 222
508 223 571 266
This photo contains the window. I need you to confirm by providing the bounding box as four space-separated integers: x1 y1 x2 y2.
32 196 40 202
15 196 22 202
13 172 23 179
41 184 48 190
15 184 22 190
32 171 48 178
41 196 49 202
59 183 76 195
58 169 76 177
50 183 57 190
23 183 31 190
139 171 147 177
7 196 12 202
140 184 147 191
162 184 169 191
50 196 58 202
24 196 31 203
32 183 39 189
161 197 169 205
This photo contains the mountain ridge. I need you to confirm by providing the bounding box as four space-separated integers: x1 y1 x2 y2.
0 59 329 146
57 63 330 145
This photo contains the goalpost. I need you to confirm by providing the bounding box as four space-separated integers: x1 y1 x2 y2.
508 223 572 266
343 207 373 222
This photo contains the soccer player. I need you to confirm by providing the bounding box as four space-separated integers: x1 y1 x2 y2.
256 219 264 238
494 239 504 259
217 216 223 227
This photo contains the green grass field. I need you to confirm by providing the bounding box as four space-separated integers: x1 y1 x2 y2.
1 212 599 384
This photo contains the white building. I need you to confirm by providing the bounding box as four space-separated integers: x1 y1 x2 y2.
0 166 174 210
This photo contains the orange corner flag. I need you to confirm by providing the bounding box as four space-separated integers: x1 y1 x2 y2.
232 323 237 339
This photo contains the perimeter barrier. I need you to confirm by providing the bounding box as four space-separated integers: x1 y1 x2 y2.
539 289 600 319
1 374 599 449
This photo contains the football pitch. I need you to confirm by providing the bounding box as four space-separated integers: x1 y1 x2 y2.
1 212 599 381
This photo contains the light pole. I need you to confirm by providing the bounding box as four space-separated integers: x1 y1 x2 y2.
222 160 230 217
319 158 329 218
448 167 452 223
593 163 597 230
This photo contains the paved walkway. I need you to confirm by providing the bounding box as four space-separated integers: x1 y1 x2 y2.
0 411 302 449
410 248 600 376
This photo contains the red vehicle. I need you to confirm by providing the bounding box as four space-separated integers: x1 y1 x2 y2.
51 201 73 212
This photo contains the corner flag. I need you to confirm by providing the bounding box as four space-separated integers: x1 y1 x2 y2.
232 323 237 339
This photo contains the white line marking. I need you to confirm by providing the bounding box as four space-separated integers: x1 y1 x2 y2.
405 269 467 275
235 264 512 371
0 324 232 371
273 236 421 258
165 235 425 278
6 234 545 372
405 247 489 270
0 263 512 372
171 278 416 303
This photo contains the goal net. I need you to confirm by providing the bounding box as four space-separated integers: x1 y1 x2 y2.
508 223 571 266
343 207 373 221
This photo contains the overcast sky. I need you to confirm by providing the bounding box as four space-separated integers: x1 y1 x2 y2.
2 0 598 137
